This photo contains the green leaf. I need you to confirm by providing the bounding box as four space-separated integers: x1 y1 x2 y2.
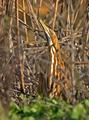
71 103 86 120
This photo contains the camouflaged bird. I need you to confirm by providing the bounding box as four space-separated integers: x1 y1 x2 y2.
40 20 68 97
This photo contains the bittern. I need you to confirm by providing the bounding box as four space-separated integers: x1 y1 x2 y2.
40 20 65 97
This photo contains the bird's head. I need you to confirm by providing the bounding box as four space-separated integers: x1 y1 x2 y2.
40 20 55 46
40 20 60 50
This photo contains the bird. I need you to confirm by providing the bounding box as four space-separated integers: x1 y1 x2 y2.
40 20 65 97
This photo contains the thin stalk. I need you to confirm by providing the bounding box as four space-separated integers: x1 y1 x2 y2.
52 0 59 30
37 0 43 18
16 0 25 93
27 0 40 29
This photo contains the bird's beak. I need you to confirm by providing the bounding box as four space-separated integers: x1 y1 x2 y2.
39 19 50 35
40 19 56 37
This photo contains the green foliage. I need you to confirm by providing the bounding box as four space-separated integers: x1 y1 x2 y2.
8 97 89 120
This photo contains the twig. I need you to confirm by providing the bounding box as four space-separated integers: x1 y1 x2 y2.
75 61 89 65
